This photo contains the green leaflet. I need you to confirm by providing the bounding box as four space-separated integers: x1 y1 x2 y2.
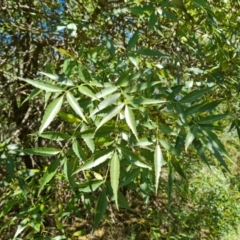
96 86 118 98
66 92 88 123
39 71 74 86
19 77 64 92
118 146 152 169
106 38 115 57
119 168 140 187
159 139 179 156
63 158 76 190
77 180 105 192
110 152 120 209
96 103 124 131
125 105 138 140
185 126 197 152
130 98 166 105
72 140 87 161
38 157 61 196
116 71 141 87
198 99 223 112
124 81 160 93
22 147 60 156
197 113 228 124
73 149 113 174
201 137 229 171
135 49 169 57
149 12 157 30
202 128 230 159
154 144 163 194
127 31 139 51
90 93 121 117
39 96 63 134
78 85 98 100
93 188 107 230
37 132 71 141
193 139 211 169
21 88 42 106
180 87 213 103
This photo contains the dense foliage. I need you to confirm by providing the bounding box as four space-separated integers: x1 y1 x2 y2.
1 0 240 239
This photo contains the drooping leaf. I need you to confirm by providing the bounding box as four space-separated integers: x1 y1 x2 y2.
66 92 88 123
154 144 163 194
19 77 64 92
93 188 107 230
125 105 138 140
193 139 211 169
110 152 120 209
96 103 124 131
201 137 229 171
171 159 186 180
38 157 61 196
39 96 63 134
202 128 230 159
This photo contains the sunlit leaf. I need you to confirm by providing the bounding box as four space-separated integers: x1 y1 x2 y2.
185 126 197 152
110 152 120 209
154 144 163 194
73 149 113 174
90 93 121 117
96 103 124 131
66 92 88 123
78 85 98 100
19 77 64 92
22 147 60 156
39 96 63 134
125 105 138 140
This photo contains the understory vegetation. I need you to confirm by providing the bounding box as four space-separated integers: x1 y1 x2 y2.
1 0 240 239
